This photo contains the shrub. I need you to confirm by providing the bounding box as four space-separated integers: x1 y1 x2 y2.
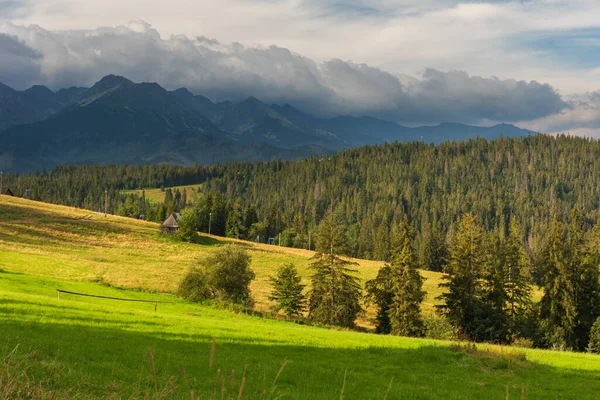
424 315 458 341
178 208 200 243
202 244 255 305
178 268 212 302
511 337 534 349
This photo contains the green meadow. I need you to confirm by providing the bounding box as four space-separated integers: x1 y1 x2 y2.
0 195 598 399
121 184 203 205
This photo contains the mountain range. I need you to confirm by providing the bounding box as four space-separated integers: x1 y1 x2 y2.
0 75 535 172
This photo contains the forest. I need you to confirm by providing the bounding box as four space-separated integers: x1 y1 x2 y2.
6 133 600 349
5 134 600 267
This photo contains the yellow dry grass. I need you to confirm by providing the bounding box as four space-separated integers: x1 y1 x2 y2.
0 195 445 327
121 184 203 204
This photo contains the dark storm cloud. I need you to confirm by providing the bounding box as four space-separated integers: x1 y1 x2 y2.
0 32 42 89
0 21 569 125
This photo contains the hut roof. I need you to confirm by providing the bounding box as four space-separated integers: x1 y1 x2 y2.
0 188 14 196
162 213 180 228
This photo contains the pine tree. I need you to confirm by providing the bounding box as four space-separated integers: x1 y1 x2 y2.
365 266 394 334
373 218 391 261
438 214 490 341
540 217 576 350
308 210 362 328
421 222 448 272
571 209 600 350
500 220 531 341
226 199 244 238
315 209 348 256
269 264 306 317
388 217 425 337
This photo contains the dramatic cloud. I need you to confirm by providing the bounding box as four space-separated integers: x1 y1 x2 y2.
0 21 569 126
0 32 42 89
525 92 600 137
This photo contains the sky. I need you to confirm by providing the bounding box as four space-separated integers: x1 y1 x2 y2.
1 0 600 135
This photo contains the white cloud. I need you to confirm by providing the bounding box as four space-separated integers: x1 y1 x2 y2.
2 1 600 132
524 92 600 137
0 20 568 126
4 0 600 95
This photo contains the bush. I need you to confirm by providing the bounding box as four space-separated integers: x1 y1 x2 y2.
178 268 212 302
203 244 255 305
588 317 600 353
178 208 200 242
511 337 534 349
424 315 458 341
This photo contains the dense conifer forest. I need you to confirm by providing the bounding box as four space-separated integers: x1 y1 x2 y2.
8 133 600 349
6 134 600 265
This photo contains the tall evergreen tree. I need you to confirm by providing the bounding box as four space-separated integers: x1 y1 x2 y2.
365 266 394 334
540 217 576 350
438 214 490 341
226 199 244 238
388 217 425 337
308 210 362 328
570 209 600 350
500 220 531 341
314 209 348 256
269 263 306 317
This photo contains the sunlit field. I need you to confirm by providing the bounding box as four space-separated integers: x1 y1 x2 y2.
0 195 596 399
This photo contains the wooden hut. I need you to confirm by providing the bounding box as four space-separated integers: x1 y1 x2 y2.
161 212 181 235
0 188 14 196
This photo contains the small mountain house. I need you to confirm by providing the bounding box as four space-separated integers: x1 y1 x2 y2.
0 188 14 196
161 212 182 235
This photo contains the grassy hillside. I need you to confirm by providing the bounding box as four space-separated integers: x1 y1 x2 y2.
0 195 593 399
122 184 203 205
0 195 449 324
3 266 600 399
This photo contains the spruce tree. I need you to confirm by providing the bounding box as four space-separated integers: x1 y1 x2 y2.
571 209 600 350
308 210 362 328
226 199 244 238
438 214 490 341
269 264 306 317
499 220 531 341
388 217 425 337
540 217 576 350
365 266 394 334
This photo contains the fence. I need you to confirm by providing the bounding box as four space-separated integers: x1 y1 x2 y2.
56 289 172 312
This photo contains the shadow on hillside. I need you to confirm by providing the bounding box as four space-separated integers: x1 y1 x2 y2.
0 203 137 247
2 317 600 399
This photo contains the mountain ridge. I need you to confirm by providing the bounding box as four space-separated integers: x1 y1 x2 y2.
0 75 535 172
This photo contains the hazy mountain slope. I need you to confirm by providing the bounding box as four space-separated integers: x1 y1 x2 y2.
273 104 533 145
0 83 86 130
0 76 326 171
0 75 534 171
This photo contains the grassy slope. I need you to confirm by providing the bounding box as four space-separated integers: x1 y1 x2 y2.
121 184 203 204
3 271 600 399
0 195 594 399
0 195 446 324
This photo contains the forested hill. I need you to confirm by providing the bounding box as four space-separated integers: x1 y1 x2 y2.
5 134 599 267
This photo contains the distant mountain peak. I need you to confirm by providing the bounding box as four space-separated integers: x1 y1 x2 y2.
173 87 194 98
91 75 134 91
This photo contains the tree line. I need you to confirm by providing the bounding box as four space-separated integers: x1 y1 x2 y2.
7 134 600 271
6 134 600 349
178 206 600 352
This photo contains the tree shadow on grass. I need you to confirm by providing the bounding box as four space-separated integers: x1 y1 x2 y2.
2 318 600 400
